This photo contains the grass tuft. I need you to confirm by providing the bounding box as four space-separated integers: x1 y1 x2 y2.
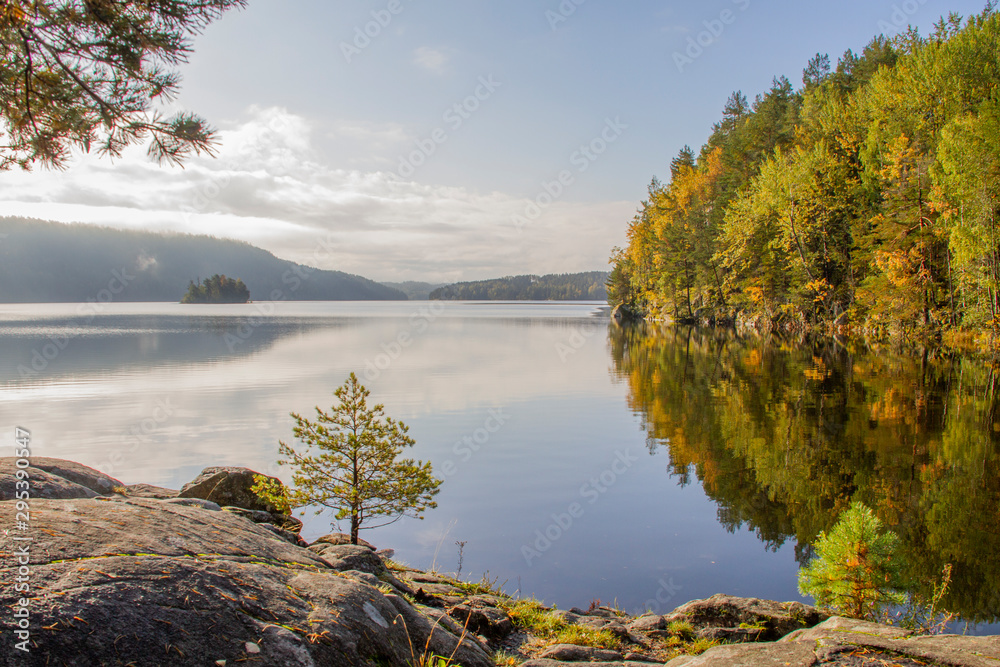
500 599 564 635
667 620 695 639
492 650 523 666
454 572 506 597
686 637 719 655
552 625 620 649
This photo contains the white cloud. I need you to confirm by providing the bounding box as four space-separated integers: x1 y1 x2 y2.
0 107 630 282
413 46 451 74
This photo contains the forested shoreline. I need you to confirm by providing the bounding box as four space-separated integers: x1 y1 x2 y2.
609 8 1000 341
430 272 608 301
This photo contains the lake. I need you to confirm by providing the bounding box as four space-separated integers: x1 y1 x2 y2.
2 302 998 632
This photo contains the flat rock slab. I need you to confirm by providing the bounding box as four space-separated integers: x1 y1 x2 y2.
664 594 826 641
13 496 324 566
672 617 1000 667
0 496 492 667
666 640 820 666
537 643 623 661
522 661 659 667
125 483 180 499
782 616 915 643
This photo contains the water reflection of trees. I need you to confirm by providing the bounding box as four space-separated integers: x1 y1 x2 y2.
609 324 1000 622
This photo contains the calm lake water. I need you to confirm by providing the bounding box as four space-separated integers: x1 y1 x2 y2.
2 302 998 631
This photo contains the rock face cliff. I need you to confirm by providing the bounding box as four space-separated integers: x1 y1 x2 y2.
2 459 998 667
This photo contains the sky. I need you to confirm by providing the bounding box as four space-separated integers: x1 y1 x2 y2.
0 0 991 283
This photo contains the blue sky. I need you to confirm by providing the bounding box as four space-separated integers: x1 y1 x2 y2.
0 0 990 282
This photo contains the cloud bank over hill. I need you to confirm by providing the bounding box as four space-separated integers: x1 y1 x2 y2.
0 107 631 283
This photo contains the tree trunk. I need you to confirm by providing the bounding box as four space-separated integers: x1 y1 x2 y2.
685 260 694 320
352 448 360 545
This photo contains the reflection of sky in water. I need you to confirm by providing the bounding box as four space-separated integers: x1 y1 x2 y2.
12 301 993 630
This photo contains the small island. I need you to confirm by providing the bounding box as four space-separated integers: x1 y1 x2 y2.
181 274 251 304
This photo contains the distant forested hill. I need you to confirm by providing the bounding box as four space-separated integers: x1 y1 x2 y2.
0 218 406 303
381 281 446 300
429 272 608 301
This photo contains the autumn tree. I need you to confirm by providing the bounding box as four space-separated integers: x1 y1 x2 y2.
721 143 856 323
609 8 1000 335
0 0 245 169
261 373 442 545
936 103 1000 325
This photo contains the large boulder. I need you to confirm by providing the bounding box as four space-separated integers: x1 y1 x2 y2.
448 596 515 640
0 457 123 500
0 496 492 667
662 594 827 642
308 543 387 576
668 616 1000 666
178 466 285 513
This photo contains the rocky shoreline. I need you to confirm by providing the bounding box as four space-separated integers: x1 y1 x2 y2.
2 458 999 666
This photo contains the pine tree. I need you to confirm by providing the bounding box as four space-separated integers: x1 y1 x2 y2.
0 0 245 169
802 53 831 90
798 502 906 620
264 374 442 545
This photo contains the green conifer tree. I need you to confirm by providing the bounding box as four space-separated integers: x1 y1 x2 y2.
260 374 442 545
1 0 245 169
798 502 906 620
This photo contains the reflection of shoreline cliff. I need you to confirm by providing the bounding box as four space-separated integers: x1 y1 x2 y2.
610 323 1000 623
0 217 406 303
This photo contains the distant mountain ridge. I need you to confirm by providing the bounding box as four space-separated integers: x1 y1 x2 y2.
381 281 446 301
0 218 406 303
430 271 609 301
